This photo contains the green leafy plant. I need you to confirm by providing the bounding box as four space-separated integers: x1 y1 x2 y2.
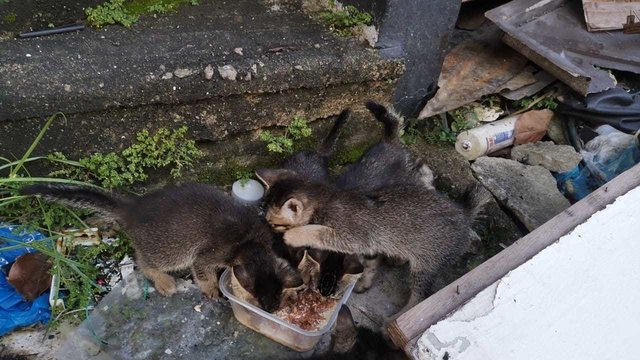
234 169 253 186
401 127 420 145
86 0 200 28
321 5 373 37
259 116 313 155
3 11 17 24
514 95 558 111
146 2 177 14
424 110 474 144
482 95 501 109
67 127 203 188
85 0 139 28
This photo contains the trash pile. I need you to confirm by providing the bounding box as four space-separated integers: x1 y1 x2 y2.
0 225 128 336
0 225 50 336
417 0 640 232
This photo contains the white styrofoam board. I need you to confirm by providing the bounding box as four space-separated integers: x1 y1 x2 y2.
414 186 640 360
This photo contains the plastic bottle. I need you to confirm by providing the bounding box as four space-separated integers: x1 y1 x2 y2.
455 114 519 160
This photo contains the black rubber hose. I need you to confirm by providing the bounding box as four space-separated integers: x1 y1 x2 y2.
19 23 85 38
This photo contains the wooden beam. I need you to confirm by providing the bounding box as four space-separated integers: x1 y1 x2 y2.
388 163 640 356
582 0 640 32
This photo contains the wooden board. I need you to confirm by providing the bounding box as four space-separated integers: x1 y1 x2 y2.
582 0 640 32
387 162 640 355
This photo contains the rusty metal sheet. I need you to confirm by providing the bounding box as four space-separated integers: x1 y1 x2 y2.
501 68 556 100
486 0 640 96
418 35 528 118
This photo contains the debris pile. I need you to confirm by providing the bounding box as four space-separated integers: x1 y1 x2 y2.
416 0 640 234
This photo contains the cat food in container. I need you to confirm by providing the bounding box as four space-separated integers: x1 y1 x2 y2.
219 268 356 352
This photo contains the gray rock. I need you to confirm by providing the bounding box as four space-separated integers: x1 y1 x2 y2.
218 65 237 81
547 115 569 145
472 157 570 231
203 65 214 80
511 141 582 173
174 68 195 79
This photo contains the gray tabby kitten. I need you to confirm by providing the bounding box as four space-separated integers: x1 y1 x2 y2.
336 101 434 292
20 183 301 312
262 110 359 293
256 169 471 317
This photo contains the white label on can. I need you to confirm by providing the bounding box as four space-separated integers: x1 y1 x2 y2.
486 130 514 151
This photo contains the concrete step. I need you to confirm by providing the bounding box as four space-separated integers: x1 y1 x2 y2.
0 0 403 177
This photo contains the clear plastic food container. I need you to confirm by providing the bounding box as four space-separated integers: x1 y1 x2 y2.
219 268 356 352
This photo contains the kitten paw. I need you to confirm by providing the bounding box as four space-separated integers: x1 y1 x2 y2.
153 276 177 297
201 287 220 300
283 225 333 248
283 227 313 248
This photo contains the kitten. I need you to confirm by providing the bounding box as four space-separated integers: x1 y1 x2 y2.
334 101 432 292
256 170 471 318
20 183 302 312
261 110 357 293
319 305 406 360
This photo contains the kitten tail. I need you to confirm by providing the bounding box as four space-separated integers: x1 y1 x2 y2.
465 183 493 224
365 100 404 144
19 184 125 219
317 109 350 158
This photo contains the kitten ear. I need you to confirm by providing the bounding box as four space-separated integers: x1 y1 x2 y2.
343 254 364 275
282 198 304 221
298 250 321 288
232 265 254 292
275 257 303 289
255 168 296 188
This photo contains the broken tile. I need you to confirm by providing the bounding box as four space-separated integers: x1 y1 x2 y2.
418 38 528 119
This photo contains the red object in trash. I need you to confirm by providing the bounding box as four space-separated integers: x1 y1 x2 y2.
7 253 52 301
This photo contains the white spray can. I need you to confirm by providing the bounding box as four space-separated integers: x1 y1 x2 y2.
455 114 519 160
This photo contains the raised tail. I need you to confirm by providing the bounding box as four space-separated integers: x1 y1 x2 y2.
365 100 404 144
464 182 493 227
317 109 350 157
19 184 125 219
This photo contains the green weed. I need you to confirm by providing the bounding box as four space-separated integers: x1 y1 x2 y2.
321 5 373 37
3 11 16 24
85 0 139 28
54 127 203 188
86 0 200 28
514 95 558 111
234 169 253 186
259 116 313 155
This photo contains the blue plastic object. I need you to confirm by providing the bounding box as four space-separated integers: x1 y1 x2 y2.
556 127 640 202
0 224 51 336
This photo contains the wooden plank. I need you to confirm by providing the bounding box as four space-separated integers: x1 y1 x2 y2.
388 162 640 355
582 0 640 32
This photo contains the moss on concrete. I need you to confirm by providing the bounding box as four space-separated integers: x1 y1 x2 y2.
86 0 199 28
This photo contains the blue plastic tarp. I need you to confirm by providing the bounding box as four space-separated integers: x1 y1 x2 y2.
0 224 51 336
